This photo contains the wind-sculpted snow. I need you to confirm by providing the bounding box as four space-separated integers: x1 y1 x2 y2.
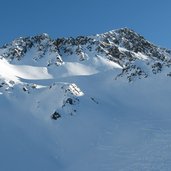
1 28 171 171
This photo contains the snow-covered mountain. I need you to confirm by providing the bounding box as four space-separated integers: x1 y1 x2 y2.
1 28 171 171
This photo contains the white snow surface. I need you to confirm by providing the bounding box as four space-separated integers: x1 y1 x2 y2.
1 31 171 171
0 58 52 83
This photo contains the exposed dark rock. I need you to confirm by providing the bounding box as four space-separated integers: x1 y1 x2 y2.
51 112 61 120
167 72 171 77
66 98 73 105
90 97 99 104
23 87 28 92
9 80 15 85
152 62 162 74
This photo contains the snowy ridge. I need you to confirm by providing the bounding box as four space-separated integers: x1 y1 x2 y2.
1 28 171 171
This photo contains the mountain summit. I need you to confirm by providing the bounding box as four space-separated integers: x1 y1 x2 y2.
1 28 171 171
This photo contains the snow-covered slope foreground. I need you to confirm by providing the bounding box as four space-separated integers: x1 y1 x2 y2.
1 28 171 171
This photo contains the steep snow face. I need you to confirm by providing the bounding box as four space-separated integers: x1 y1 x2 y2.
1 28 171 171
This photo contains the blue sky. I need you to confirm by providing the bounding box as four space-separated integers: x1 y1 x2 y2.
0 0 171 48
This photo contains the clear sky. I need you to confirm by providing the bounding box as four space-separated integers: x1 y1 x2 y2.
0 0 171 48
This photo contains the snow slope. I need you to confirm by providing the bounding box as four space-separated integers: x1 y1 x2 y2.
1 28 171 171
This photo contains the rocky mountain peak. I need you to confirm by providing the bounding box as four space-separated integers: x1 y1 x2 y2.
99 28 169 60
1 28 171 82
